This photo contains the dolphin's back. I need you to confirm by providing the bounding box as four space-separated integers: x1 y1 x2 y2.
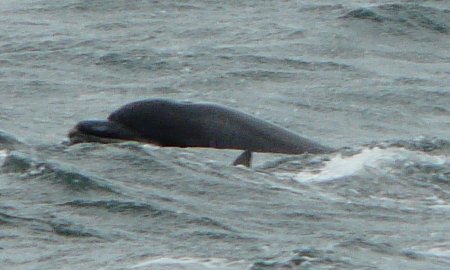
108 99 334 154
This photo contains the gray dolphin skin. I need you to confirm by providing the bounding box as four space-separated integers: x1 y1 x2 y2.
68 99 335 166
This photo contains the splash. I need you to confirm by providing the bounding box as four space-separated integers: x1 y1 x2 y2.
294 147 448 184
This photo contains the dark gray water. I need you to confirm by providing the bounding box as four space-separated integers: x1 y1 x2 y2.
1 1 449 269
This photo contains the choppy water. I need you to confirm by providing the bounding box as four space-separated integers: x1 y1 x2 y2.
1 1 449 269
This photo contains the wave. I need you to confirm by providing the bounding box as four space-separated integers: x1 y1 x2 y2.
60 199 175 217
341 4 450 35
95 51 175 73
0 129 24 150
1 151 117 193
220 55 353 71
262 138 450 204
293 146 449 184
249 241 450 269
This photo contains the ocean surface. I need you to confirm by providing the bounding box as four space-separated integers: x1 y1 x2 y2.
1 0 449 269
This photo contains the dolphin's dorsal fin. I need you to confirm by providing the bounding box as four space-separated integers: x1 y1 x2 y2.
232 150 252 167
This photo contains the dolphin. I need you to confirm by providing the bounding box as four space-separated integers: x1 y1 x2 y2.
68 99 335 166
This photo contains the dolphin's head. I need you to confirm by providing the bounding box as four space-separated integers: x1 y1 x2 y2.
68 120 148 145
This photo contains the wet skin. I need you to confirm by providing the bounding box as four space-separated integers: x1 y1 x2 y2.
68 99 335 164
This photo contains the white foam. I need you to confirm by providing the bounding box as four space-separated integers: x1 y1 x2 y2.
294 147 449 184
426 246 450 259
0 150 7 167
410 246 450 262
129 256 246 269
